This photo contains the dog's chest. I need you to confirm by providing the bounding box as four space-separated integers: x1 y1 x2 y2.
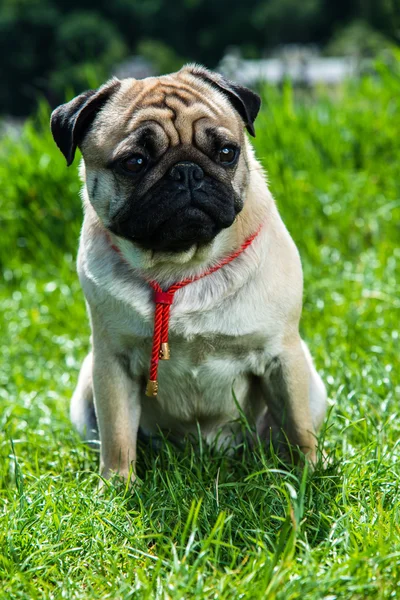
132 329 268 436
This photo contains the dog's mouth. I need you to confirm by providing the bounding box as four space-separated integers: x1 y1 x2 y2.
110 205 232 253
109 178 242 253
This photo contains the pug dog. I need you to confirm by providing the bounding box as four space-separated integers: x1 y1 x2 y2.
50 65 327 481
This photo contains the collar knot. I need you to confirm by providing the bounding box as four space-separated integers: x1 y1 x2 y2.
153 290 174 305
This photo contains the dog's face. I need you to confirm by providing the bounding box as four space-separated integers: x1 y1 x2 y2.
51 65 261 253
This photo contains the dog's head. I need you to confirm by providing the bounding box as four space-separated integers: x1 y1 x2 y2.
51 65 261 253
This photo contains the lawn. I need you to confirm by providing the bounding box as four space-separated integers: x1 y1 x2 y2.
1 61 399 599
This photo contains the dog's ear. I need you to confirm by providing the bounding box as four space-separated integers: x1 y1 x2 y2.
50 78 121 166
184 64 261 137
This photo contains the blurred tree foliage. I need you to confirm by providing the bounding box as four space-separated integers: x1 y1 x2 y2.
0 0 399 116
326 20 398 58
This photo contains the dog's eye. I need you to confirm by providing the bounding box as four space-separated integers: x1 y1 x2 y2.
218 146 238 165
122 155 147 174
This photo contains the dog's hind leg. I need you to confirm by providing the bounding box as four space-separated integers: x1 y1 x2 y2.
70 351 99 441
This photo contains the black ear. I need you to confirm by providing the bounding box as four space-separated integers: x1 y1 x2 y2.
50 78 121 166
185 65 261 137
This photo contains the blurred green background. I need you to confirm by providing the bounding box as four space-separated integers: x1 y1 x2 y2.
0 0 399 117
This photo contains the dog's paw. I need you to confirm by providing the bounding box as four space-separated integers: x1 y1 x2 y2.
98 465 136 492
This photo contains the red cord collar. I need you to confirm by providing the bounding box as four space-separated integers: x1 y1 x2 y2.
110 226 262 397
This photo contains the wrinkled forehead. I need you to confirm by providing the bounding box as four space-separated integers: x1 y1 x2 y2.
88 73 243 158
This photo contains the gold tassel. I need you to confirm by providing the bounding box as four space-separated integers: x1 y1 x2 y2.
159 342 170 360
145 379 158 397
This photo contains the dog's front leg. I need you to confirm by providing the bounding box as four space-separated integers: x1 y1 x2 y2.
259 336 319 466
92 342 141 483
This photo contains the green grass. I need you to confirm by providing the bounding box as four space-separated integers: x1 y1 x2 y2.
1 60 400 598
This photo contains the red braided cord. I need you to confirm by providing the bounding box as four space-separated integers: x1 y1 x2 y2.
148 302 163 381
146 223 263 388
161 304 171 343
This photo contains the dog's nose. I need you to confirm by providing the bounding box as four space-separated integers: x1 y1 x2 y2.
168 162 204 186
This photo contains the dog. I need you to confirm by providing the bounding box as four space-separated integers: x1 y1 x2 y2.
50 64 327 481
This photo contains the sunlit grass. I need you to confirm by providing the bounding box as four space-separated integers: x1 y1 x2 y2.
1 63 399 598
